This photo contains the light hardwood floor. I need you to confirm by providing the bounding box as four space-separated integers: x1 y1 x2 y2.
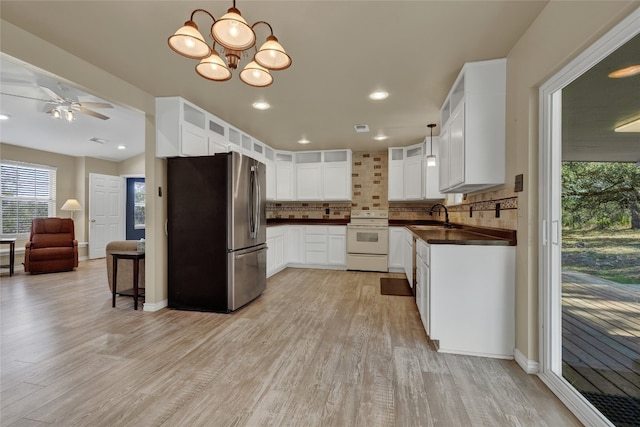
1 260 581 426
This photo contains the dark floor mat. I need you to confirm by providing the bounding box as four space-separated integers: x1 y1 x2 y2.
380 277 413 296
580 392 640 427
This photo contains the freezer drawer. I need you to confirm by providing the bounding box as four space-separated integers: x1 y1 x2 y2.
228 244 267 311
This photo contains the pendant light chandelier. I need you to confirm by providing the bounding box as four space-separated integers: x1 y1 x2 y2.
426 123 437 167
168 1 292 87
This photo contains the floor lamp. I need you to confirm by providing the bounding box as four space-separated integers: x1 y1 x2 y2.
60 199 82 220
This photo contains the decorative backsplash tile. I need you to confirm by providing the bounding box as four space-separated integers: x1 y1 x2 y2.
351 151 389 210
267 202 351 220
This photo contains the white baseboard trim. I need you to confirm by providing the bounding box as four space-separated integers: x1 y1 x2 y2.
143 299 168 312
286 263 346 271
514 348 539 374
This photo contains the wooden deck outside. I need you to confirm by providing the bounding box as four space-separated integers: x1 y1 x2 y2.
562 270 640 426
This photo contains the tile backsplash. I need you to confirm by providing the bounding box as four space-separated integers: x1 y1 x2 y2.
266 150 518 230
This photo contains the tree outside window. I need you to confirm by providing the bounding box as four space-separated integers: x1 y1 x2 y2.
134 181 145 229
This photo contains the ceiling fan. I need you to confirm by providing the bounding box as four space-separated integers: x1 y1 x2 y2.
1 84 113 121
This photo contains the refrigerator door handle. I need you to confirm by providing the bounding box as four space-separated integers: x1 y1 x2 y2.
249 165 259 239
255 165 261 238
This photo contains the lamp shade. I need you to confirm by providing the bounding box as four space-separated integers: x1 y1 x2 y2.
196 50 233 81
240 61 273 87
426 154 437 167
254 35 292 70
61 199 82 211
168 21 211 59
211 8 256 51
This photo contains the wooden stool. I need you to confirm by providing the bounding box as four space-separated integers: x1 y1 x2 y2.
0 238 16 276
111 250 145 310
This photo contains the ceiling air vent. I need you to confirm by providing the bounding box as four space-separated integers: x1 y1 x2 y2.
353 124 369 133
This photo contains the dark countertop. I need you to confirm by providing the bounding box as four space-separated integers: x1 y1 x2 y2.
267 218 516 246
267 218 350 226
407 224 517 246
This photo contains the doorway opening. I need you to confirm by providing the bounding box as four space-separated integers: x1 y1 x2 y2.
539 10 640 427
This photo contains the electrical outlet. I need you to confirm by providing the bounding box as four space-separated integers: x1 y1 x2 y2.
325 208 330 214
495 203 501 218
515 174 524 192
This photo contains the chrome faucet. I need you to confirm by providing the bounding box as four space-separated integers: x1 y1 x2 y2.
429 203 453 228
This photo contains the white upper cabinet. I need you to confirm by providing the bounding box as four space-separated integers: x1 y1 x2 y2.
293 150 352 201
404 145 423 200
207 113 228 155
388 143 434 201
156 97 209 157
388 148 404 201
322 150 352 201
274 151 295 201
295 152 323 200
265 146 276 201
439 58 506 193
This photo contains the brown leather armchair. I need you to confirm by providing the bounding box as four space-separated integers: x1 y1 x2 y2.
24 218 78 274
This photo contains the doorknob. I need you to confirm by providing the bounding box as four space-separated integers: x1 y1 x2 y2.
90 219 96 223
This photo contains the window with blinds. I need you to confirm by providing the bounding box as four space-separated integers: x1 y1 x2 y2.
1 161 57 235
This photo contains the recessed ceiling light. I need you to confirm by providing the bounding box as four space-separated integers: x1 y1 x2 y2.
615 117 640 133
608 64 640 78
117 145 127 150
374 134 388 141
0 113 11 120
298 138 310 144
252 101 271 110
369 90 389 100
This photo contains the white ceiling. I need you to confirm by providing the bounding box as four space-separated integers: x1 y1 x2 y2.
0 1 638 163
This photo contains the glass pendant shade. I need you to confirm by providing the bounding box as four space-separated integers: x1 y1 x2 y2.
254 35 292 70
240 61 273 87
212 8 256 51
426 154 437 167
65 110 75 122
168 21 211 59
196 50 232 81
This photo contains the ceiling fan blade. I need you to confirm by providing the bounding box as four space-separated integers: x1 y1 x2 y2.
78 107 110 120
38 85 65 102
0 92 53 103
78 101 113 109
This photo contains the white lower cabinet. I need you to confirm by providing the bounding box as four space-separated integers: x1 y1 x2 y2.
327 226 346 266
388 227 405 270
286 226 305 265
419 238 515 359
305 226 328 265
416 239 430 336
268 225 346 274
403 227 414 288
266 226 286 278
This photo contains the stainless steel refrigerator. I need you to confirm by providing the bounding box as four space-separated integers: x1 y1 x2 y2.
167 152 267 312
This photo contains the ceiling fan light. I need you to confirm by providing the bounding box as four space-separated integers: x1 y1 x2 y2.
212 8 256 51
65 110 75 122
608 64 640 79
50 108 61 119
168 21 211 59
196 50 232 81
240 61 273 87
254 35 292 70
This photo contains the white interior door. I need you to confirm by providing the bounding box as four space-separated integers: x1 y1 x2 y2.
89 173 124 259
